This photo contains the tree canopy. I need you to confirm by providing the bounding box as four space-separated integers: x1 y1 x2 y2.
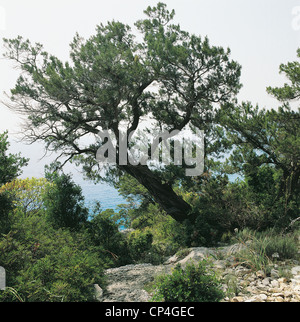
3 3 241 222
0 131 28 186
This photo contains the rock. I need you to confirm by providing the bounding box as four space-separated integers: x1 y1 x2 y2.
291 266 300 275
255 294 268 301
231 296 244 302
278 277 287 283
177 247 214 267
270 280 279 288
261 278 271 286
256 270 265 278
292 275 300 281
271 269 279 278
235 267 250 277
284 291 293 298
101 263 172 302
213 260 226 270
292 285 300 292
269 287 281 293
246 286 260 294
244 298 257 302
274 296 284 302
164 253 179 265
255 282 266 290
94 284 103 301
97 243 300 303
240 280 250 288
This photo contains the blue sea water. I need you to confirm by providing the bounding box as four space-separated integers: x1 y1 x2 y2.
73 178 128 213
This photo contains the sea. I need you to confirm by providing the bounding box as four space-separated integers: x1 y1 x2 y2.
72 178 128 214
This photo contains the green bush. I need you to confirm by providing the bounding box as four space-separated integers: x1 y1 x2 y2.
44 170 89 231
0 212 106 302
150 260 224 302
181 176 268 247
0 192 13 235
0 131 28 235
128 229 153 262
87 209 130 266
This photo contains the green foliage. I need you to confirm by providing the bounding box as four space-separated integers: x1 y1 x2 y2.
0 149 117 301
218 49 300 229
119 198 187 263
180 174 267 247
150 260 224 302
116 173 153 206
234 229 299 274
0 131 28 234
263 234 299 260
87 208 129 266
0 177 53 216
0 212 106 302
0 131 28 186
0 192 14 235
44 169 89 231
127 229 153 262
267 48 300 101
2 3 241 221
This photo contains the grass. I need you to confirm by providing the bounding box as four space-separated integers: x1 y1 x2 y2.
232 228 299 275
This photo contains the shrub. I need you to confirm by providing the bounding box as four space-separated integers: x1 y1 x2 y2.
44 171 89 231
122 201 186 262
127 229 153 262
0 177 53 216
0 212 106 302
87 209 130 266
0 192 13 235
150 260 224 302
181 176 268 247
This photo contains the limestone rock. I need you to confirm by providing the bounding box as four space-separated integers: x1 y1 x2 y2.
97 243 300 303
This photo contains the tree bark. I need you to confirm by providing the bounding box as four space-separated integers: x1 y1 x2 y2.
120 164 192 223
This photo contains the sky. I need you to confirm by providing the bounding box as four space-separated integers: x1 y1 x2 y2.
0 0 299 179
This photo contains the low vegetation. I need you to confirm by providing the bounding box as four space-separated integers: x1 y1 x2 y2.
0 3 299 302
150 260 224 302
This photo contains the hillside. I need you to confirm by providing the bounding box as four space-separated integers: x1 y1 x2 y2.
95 243 300 302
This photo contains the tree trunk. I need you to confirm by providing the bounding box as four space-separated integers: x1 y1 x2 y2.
120 164 192 223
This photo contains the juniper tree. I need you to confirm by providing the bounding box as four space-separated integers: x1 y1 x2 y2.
219 49 300 225
3 3 241 222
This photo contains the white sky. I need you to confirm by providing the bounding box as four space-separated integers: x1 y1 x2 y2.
0 0 299 178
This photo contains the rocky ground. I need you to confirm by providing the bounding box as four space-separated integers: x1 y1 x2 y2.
94 243 300 302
